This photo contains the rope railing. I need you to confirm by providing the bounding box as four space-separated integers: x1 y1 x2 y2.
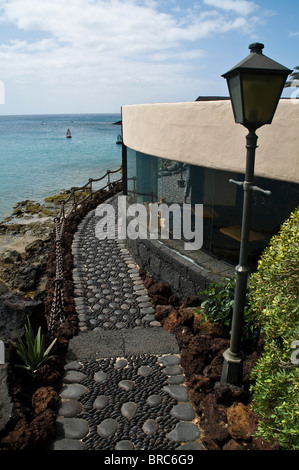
57 167 122 234
47 167 122 337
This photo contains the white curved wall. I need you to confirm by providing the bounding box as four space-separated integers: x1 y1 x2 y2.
122 99 299 184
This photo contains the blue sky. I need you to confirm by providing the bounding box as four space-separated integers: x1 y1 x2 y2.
0 0 298 115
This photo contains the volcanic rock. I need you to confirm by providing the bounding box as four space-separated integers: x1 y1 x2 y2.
32 387 58 414
154 304 174 322
227 402 254 440
214 381 248 406
148 282 172 299
198 394 230 448
2 410 56 450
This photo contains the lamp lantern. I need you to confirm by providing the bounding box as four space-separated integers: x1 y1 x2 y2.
222 43 291 130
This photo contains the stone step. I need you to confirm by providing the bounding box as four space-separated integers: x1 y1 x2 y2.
67 327 180 361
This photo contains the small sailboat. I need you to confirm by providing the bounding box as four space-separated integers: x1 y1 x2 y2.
116 134 122 144
66 128 72 138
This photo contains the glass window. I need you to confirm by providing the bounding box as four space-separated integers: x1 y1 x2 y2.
126 148 299 269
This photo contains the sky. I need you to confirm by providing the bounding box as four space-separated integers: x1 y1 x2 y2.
0 0 298 115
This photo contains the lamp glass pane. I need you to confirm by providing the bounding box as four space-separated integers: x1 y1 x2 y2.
242 73 285 124
228 74 243 122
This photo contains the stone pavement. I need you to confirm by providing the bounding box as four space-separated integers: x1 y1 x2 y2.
49 195 204 451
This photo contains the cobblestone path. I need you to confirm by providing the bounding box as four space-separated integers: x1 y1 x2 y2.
50 195 204 451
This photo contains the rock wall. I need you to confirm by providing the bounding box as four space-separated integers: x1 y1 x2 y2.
125 236 234 301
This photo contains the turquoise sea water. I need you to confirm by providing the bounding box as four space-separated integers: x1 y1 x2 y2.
0 114 122 222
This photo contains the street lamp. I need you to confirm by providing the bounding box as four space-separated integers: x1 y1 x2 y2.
220 43 292 386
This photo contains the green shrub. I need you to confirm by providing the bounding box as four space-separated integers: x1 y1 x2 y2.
250 207 299 450
196 277 260 345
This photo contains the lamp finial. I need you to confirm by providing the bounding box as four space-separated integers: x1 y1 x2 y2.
249 43 264 54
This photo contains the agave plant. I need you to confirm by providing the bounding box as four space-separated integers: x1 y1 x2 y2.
15 317 57 377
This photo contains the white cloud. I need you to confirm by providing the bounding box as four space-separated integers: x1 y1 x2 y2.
203 0 258 16
0 0 265 113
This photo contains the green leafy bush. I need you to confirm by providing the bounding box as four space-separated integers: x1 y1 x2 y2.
196 277 259 345
15 317 57 377
250 207 299 450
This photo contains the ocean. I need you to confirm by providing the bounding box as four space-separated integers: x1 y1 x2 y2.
0 113 122 222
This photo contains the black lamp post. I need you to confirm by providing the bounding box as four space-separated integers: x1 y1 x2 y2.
220 43 292 386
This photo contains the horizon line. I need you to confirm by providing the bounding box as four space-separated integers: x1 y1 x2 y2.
0 111 122 118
